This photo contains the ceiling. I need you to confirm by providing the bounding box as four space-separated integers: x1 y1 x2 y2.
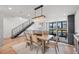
0 5 79 21
0 5 37 18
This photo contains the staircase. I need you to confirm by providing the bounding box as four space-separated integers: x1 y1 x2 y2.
11 19 34 39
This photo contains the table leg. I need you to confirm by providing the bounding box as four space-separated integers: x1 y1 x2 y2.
42 40 45 54
30 38 33 50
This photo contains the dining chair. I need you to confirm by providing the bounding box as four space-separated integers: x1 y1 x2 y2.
31 34 42 54
24 31 32 50
46 36 59 54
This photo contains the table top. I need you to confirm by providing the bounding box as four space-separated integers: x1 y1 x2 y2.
37 35 53 41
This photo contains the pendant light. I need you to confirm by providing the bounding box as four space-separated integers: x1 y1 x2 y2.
32 5 45 23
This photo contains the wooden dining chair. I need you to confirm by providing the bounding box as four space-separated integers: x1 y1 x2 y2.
26 34 31 45
46 36 59 54
31 34 42 54
24 31 32 50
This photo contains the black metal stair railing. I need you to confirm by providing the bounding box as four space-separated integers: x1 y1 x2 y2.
11 19 34 39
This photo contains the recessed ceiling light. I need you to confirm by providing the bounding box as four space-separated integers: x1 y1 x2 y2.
64 14 66 15
8 7 12 10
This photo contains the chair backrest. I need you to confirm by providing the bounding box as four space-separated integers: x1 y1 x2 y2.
54 36 59 44
31 34 38 43
26 33 31 41
42 31 48 37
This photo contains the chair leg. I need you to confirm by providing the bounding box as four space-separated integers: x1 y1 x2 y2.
30 44 33 51
57 45 59 53
36 46 39 54
55 47 57 54
26 42 28 48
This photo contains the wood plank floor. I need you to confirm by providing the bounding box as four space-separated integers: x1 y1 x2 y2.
0 36 76 54
0 36 26 54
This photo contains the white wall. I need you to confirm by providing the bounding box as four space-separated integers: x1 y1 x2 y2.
3 17 28 38
0 17 3 46
28 17 67 32
3 16 67 38
3 17 49 38
75 8 79 33
27 22 49 31
45 17 67 22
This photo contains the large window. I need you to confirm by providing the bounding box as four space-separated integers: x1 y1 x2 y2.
49 21 67 37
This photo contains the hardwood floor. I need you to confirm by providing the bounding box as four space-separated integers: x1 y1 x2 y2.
0 36 26 54
64 45 75 54
0 36 76 54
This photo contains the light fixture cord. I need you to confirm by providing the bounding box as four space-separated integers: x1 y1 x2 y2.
35 10 36 17
41 7 43 15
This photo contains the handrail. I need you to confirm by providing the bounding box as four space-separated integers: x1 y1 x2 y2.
11 19 48 38
12 19 31 31
11 19 33 38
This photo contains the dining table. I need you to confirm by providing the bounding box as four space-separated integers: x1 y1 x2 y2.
37 35 54 53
